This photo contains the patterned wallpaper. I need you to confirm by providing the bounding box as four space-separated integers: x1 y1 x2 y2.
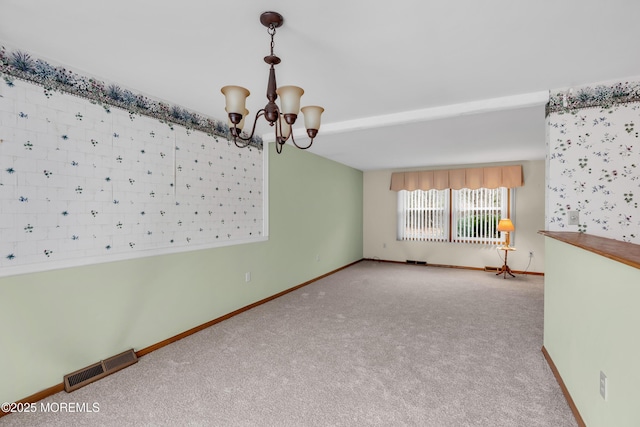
0 71 264 277
546 81 640 244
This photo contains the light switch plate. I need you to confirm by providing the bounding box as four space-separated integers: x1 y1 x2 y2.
568 211 580 225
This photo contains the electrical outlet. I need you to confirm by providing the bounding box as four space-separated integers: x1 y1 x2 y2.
600 371 607 400
316 254 320 262
529 251 534 258
245 272 251 282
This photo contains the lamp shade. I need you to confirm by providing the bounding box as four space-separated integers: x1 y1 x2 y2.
497 218 515 232
221 85 250 115
276 85 304 115
301 105 324 131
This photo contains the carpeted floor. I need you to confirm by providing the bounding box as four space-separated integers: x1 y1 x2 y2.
2 261 577 426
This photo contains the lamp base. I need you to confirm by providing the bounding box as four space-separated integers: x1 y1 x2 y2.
496 263 515 279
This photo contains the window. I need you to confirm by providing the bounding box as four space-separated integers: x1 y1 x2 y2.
397 189 449 242
397 187 511 244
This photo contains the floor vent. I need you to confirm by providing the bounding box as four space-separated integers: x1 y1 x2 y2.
64 349 138 392
406 260 427 266
484 266 500 272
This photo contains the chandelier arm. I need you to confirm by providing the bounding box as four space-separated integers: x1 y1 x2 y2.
231 109 267 143
275 108 290 144
290 131 314 150
233 138 252 149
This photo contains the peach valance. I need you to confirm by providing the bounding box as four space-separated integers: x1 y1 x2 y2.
390 165 523 191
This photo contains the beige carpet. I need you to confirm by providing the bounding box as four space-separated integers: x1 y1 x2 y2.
2 261 576 426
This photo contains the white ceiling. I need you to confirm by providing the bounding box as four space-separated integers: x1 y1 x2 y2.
2 1 640 171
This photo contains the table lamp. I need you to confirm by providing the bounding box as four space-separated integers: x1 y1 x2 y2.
497 218 515 248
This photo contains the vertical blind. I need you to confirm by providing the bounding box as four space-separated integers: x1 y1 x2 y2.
451 187 507 244
397 189 449 242
397 187 509 244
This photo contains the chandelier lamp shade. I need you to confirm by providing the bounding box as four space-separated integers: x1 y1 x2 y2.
221 11 324 154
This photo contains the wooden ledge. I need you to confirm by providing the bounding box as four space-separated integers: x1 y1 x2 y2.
539 231 640 270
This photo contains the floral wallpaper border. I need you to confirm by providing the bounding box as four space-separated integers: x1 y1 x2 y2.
546 80 640 116
0 46 263 149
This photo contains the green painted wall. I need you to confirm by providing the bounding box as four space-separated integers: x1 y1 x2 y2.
0 143 363 404
544 237 640 427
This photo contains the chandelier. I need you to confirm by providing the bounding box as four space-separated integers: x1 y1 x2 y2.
221 11 324 154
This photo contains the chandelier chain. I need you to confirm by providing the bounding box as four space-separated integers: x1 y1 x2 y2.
268 25 276 56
